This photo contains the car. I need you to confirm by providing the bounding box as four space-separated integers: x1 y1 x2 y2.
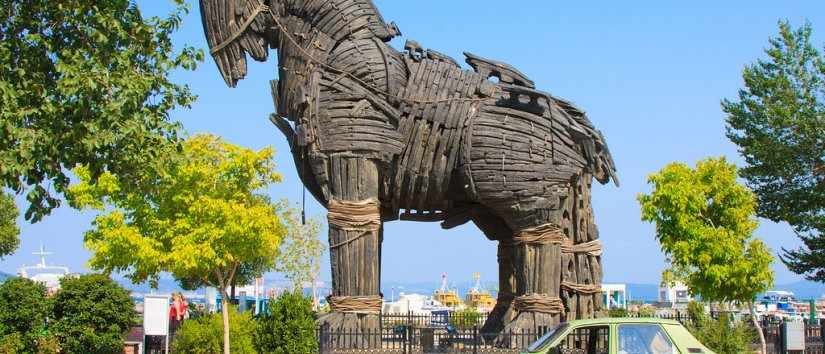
523 317 715 354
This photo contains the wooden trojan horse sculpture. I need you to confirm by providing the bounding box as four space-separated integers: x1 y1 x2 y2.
199 0 618 336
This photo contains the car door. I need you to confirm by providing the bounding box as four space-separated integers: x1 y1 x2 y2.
545 324 611 354
616 323 679 354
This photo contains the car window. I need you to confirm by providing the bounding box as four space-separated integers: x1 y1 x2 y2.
549 325 609 354
618 324 677 354
526 323 569 352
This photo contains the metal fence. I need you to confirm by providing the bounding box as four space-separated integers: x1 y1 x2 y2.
380 312 490 329
318 313 825 354
317 325 541 354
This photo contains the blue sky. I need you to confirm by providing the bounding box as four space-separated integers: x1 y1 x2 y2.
3 1 825 288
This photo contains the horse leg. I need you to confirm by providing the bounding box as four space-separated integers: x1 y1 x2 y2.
485 174 603 347
471 208 517 336
317 155 383 347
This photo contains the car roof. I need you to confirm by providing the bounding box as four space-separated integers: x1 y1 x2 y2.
565 317 682 326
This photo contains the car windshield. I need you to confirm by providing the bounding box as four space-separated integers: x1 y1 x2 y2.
526 323 569 352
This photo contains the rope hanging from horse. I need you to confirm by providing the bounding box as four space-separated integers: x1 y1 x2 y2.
209 3 270 55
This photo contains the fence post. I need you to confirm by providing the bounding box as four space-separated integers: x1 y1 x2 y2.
820 318 825 345
318 326 323 354
473 325 478 354
404 324 411 354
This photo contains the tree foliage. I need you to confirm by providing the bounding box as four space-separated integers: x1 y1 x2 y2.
255 291 318 354
0 192 20 258
723 21 825 281
685 302 754 354
0 278 48 352
0 0 202 221
68 134 286 353
172 306 258 354
638 157 774 303
50 274 136 354
276 208 324 290
0 333 24 354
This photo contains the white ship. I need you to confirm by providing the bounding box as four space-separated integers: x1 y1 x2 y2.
17 244 71 292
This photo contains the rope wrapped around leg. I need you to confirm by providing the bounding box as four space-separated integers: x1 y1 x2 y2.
561 282 603 295
327 199 381 249
327 295 383 315
513 294 565 315
500 223 603 257
503 224 567 246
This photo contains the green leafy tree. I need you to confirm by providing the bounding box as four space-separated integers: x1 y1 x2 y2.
638 157 774 353
172 306 257 354
0 278 48 352
723 21 825 282
50 274 136 354
686 302 754 354
0 192 20 258
67 134 286 354
0 0 202 222
178 258 269 299
276 208 324 306
255 291 317 354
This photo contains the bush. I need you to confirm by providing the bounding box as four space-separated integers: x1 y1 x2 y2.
686 302 754 354
50 274 136 354
0 278 48 351
637 305 656 317
255 291 317 354
449 307 482 330
0 333 24 354
608 307 629 318
173 306 257 354
35 334 60 354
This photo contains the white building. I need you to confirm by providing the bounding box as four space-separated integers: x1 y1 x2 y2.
658 282 691 308
383 293 449 314
602 284 627 309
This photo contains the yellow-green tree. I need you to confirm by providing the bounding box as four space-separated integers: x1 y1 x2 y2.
638 157 774 354
68 134 286 354
276 208 324 304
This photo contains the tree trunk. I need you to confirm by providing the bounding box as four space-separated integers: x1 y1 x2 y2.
311 272 318 311
750 302 766 354
221 289 231 354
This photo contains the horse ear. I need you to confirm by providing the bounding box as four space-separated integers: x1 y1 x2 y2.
200 0 272 87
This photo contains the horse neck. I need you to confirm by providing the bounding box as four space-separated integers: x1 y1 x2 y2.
280 0 393 41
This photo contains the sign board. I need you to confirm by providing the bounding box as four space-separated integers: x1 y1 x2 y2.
784 321 806 351
143 295 170 337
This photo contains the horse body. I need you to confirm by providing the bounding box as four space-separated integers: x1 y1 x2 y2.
200 0 618 338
